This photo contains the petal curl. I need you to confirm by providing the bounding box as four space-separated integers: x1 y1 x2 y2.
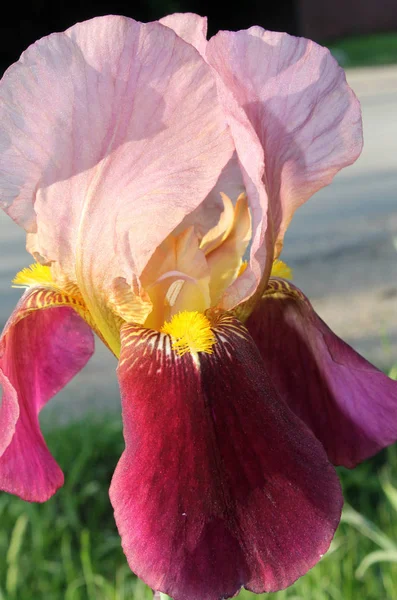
0 15 233 325
110 314 342 599
0 291 94 501
175 154 245 253
246 279 397 468
159 12 208 55
206 28 363 298
206 193 251 306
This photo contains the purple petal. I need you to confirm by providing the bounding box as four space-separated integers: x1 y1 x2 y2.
110 314 342 599
247 279 397 468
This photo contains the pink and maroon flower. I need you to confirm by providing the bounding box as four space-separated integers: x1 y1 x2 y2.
0 13 396 600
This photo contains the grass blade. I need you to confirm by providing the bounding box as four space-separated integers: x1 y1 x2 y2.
341 504 397 551
356 550 397 579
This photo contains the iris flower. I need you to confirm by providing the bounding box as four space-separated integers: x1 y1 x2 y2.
1 13 397 600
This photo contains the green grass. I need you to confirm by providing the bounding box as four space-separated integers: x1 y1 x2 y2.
327 32 397 68
1 417 397 599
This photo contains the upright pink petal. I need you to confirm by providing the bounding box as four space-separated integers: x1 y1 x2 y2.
207 27 363 295
246 279 397 468
0 295 94 501
0 16 233 314
160 12 208 55
111 315 342 600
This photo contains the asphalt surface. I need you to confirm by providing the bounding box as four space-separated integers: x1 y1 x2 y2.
283 65 397 369
0 64 396 420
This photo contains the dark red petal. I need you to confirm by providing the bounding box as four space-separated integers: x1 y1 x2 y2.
110 315 342 600
246 279 397 468
0 293 94 501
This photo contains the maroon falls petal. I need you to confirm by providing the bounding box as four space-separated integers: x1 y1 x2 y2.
110 313 342 600
246 278 397 468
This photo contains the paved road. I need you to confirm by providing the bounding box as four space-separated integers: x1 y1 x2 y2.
283 65 397 368
0 65 396 420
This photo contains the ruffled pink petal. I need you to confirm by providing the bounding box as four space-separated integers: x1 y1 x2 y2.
206 27 363 300
0 16 233 307
110 314 342 600
246 279 397 468
0 294 94 501
159 12 208 55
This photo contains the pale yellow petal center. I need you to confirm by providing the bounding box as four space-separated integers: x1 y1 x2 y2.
139 192 252 329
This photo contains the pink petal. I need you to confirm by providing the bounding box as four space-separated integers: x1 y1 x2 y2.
110 314 342 599
159 13 208 55
0 370 18 457
0 293 94 501
0 16 233 305
206 28 363 299
246 279 397 468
